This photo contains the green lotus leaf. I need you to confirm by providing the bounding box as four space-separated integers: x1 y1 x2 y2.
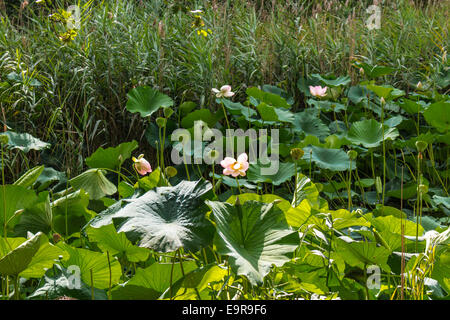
262 84 294 105
366 84 393 99
52 189 91 236
28 264 107 300
292 173 320 208
59 243 122 289
311 74 351 87
179 101 197 116
306 99 347 112
0 232 43 276
355 62 396 79
69 169 117 200
182 264 228 291
370 215 423 252
0 185 38 235
85 141 138 170
256 103 295 123
423 101 450 133
88 180 214 253
14 192 52 236
218 98 257 120
431 250 450 294
34 167 66 192
398 98 425 114
334 236 391 272
126 86 173 118
347 119 399 148
118 181 135 199
207 200 299 285
285 199 324 229
247 161 295 186
347 85 372 104
433 196 450 210
13 166 44 188
181 109 221 128
20 236 68 279
303 145 354 171
4 131 50 153
293 110 330 138
330 209 371 230
246 87 291 109
227 193 291 213
111 260 198 300
86 223 149 262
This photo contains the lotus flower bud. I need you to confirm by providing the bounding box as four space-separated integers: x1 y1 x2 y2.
132 154 152 176
347 150 358 160
207 149 220 163
415 140 428 153
375 176 382 194
0 134 8 145
163 107 174 118
290 148 304 161
165 166 177 178
418 184 428 195
416 81 423 90
156 117 166 128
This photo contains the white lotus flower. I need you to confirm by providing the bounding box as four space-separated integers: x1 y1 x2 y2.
212 85 235 98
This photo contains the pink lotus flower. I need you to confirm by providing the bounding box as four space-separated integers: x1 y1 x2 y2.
212 85 235 98
132 154 152 176
309 85 328 98
220 153 249 177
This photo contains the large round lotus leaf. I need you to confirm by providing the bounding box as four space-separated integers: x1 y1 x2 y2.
262 84 294 105
256 103 295 123
226 193 291 213
126 86 173 118
398 98 424 114
88 180 214 253
219 98 257 120
347 85 373 104
423 101 450 133
246 87 291 109
432 251 450 294
247 161 295 186
59 243 122 289
14 193 52 237
293 110 330 138
85 141 138 170
181 109 221 128
51 189 91 236
303 145 354 171
334 236 391 272
69 169 117 200
0 185 38 235
0 232 43 276
111 260 198 300
86 223 149 262
20 235 68 279
291 173 319 208
206 200 299 285
311 74 351 87
347 119 399 148
28 264 108 300
365 84 393 99
4 131 50 153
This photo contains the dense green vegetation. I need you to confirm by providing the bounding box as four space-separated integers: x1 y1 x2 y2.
0 0 449 300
